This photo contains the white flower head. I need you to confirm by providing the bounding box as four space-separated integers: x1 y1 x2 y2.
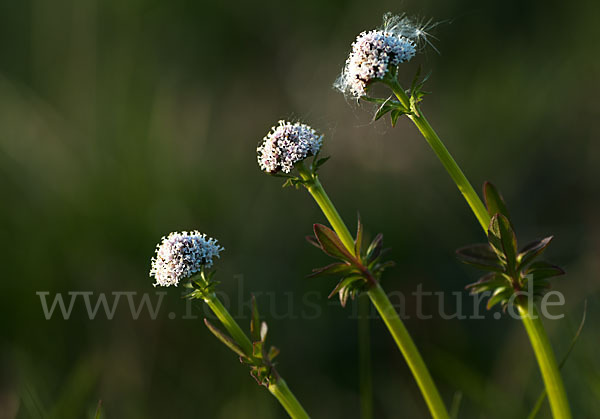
335 13 437 98
257 120 323 174
150 231 224 287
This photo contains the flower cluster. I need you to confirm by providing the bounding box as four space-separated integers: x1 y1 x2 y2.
150 231 224 287
335 30 416 98
257 120 323 174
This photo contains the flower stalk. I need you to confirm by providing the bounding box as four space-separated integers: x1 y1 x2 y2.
384 78 490 231
150 232 309 419
518 301 571 419
384 77 571 419
199 275 311 419
297 163 450 419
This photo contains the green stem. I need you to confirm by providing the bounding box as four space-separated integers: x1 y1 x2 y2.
387 81 490 231
204 293 310 418
298 164 374 418
519 302 572 419
368 283 449 419
297 164 449 419
297 164 356 252
358 294 374 419
268 379 311 419
205 293 254 356
385 78 571 418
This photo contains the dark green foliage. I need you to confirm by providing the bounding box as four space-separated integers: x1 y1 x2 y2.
309 219 394 307
457 183 565 311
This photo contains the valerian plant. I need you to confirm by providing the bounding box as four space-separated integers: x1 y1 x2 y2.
150 231 309 419
457 182 565 311
258 121 450 419
335 12 572 419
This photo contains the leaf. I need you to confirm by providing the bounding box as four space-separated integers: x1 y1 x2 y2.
94 400 102 419
361 96 388 104
308 262 353 278
483 182 511 220
314 156 331 171
372 260 395 275
390 109 406 126
518 236 553 269
450 392 463 419
456 243 503 272
465 273 507 295
355 214 363 257
486 287 511 310
524 261 565 281
305 235 322 249
204 319 247 358
366 233 383 263
328 276 363 300
313 224 357 264
250 295 261 342
373 98 396 121
487 214 518 274
252 341 264 359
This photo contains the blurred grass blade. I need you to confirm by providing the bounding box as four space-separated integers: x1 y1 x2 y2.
450 391 463 419
526 300 587 419
94 400 102 419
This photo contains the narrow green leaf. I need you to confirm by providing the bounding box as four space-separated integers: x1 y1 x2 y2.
524 261 565 281
267 346 280 361
450 391 462 419
308 262 353 278
328 276 363 300
252 341 264 359
465 273 507 295
250 295 261 342
313 224 357 264
204 319 247 358
487 214 518 274
305 235 322 249
456 243 503 272
518 236 553 269
390 109 406 126
94 400 102 419
355 214 363 257
486 287 511 310
339 286 351 308
374 100 395 121
483 181 511 220
372 260 395 274
361 96 388 104
366 233 383 263
314 156 331 170
410 65 423 93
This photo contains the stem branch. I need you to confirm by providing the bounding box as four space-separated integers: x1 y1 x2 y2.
387 80 490 231
204 293 310 418
297 164 449 419
385 78 571 418
518 302 572 419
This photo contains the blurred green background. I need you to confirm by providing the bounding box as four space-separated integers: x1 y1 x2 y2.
1 0 599 417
